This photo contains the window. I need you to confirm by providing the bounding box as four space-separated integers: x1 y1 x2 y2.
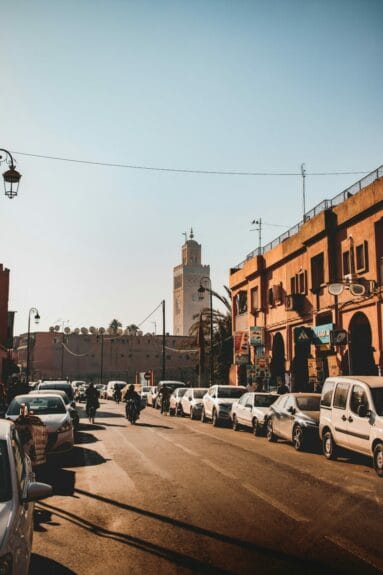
268 288 274 307
321 381 335 407
236 291 248 314
290 276 297 295
311 253 324 291
350 385 369 415
250 287 259 312
297 271 307 294
355 241 368 273
290 271 307 295
333 383 349 409
342 250 351 276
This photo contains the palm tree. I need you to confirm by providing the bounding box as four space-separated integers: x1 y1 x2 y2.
126 324 139 335
109 319 122 335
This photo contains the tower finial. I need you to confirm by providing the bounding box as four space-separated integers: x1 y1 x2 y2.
190 227 194 240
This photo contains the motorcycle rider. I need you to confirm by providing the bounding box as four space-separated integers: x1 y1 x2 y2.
113 386 122 403
121 384 141 420
85 382 100 423
158 385 172 414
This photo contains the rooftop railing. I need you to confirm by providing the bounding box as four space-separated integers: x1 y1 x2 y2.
234 164 383 270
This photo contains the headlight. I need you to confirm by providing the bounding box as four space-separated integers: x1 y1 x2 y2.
57 421 72 433
0 554 13 575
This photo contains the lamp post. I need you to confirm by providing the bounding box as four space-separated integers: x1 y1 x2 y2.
96 328 105 385
26 308 40 386
0 149 22 198
198 277 214 386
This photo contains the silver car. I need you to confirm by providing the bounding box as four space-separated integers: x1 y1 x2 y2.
231 392 280 435
180 388 209 419
147 386 158 407
169 388 189 416
0 420 51 575
201 385 247 426
6 394 74 454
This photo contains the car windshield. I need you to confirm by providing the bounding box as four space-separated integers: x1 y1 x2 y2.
193 389 208 398
296 396 320 411
177 389 188 397
39 384 74 400
7 396 66 415
217 387 246 398
34 392 69 405
0 440 11 502
371 388 383 416
142 387 151 392
254 395 279 407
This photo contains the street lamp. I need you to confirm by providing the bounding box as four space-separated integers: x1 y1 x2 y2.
26 308 40 386
198 276 214 386
0 149 22 198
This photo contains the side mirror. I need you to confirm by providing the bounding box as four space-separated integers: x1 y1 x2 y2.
287 406 296 414
71 401 76 408
357 404 368 418
24 481 52 502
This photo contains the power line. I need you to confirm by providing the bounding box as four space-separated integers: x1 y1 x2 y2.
10 150 369 177
137 302 163 328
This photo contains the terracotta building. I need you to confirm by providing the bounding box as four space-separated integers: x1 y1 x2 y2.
229 165 383 390
13 331 198 385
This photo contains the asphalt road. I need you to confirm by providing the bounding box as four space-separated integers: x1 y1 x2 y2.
30 399 383 575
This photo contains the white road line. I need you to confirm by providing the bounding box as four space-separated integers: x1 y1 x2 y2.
117 431 171 480
242 483 309 523
325 535 383 572
201 459 238 480
173 442 199 457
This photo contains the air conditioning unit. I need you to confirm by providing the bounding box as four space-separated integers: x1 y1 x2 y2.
285 294 303 311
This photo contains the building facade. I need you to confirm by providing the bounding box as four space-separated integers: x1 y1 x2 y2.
173 229 210 336
229 165 383 390
13 331 198 385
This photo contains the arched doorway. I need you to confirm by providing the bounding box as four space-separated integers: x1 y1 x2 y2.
349 312 377 375
270 332 285 386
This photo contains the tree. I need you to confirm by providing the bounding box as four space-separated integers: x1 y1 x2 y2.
126 324 139 335
109 319 122 335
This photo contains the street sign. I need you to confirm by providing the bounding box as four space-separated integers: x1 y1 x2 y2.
330 329 348 346
249 326 265 347
144 371 151 381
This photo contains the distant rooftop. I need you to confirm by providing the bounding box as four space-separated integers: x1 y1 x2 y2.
234 164 383 270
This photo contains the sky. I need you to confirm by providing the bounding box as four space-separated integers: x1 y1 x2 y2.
1 0 382 336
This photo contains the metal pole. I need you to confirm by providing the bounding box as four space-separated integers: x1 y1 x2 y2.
347 332 352 375
162 300 166 380
258 218 262 252
209 284 214 386
26 313 31 386
100 334 104 385
61 333 65 379
301 163 306 220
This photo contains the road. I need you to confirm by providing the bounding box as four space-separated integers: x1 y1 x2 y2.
30 399 383 575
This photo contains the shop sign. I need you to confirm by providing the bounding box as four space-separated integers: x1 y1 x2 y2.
249 326 265 347
294 326 312 344
234 331 249 365
327 355 340 377
312 323 333 350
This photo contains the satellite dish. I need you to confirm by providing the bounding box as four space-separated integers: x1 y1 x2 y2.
89 326 96 334
80 327 88 334
54 325 60 332
328 283 344 296
98 327 105 334
64 327 71 334
117 328 123 335
107 327 113 334
349 283 366 296
49 326 55 332
74 328 80 334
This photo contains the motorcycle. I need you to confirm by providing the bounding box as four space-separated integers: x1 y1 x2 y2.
125 398 139 424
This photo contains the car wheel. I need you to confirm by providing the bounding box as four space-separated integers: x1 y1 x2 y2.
322 431 338 460
201 408 207 423
232 415 239 431
190 407 194 420
212 409 220 427
373 443 383 477
267 419 277 442
252 418 260 437
293 425 305 451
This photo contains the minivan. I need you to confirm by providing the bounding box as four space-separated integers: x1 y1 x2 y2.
319 376 383 476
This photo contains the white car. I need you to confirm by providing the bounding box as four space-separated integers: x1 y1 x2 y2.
0 419 52 575
169 388 189 416
147 386 158 407
180 388 209 419
201 385 247 426
6 394 74 454
106 380 127 400
319 376 383 476
231 392 280 435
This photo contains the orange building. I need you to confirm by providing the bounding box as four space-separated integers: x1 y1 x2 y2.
229 165 383 390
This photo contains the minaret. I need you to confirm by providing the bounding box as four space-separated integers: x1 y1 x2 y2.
173 229 210 336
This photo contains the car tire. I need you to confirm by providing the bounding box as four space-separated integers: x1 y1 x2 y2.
232 415 239 431
322 431 338 460
373 443 383 477
201 408 207 423
252 418 260 437
267 419 277 442
212 409 220 427
190 408 195 420
293 425 305 451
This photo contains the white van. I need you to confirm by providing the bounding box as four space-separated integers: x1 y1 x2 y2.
319 376 383 476
106 380 127 400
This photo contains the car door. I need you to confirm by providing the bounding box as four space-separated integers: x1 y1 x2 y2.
278 395 296 439
242 394 254 427
272 396 288 436
204 388 215 417
347 384 372 455
181 391 191 415
331 382 351 448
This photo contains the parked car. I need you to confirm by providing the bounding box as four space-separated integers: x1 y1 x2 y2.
37 381 75 402
201 385 247 426
155 381 187 409
0 419 52 575
319 376 383 476
169 388 188 416
71 380 86 391
98 384 108 399
6 394 74 454
267 393 321 451
140 386 152 404
231 392 280 435
180 388 209 419
147 386 158 407
76 384 89 403
106 380 127 400
29 389 80 430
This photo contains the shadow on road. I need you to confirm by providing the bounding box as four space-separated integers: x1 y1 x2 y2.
30 553 79 575
78 423 105 431
35 464 75 496
134 422 173 429
96 422 126 428
74 431 100 444
57 446 109 468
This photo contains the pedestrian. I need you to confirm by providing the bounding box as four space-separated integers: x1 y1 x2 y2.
277 380 290 395
254 377 264 392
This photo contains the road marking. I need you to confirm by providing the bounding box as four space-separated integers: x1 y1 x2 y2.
201 459 238 480
173 442 199 457
242 483 309 523
118 431 171 480
325 535 383 572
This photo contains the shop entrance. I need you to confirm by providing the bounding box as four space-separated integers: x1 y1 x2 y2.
349 312 377 375
270 332 285 386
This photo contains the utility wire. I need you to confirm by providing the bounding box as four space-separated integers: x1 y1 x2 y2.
10 150 368 177
137 302 163 328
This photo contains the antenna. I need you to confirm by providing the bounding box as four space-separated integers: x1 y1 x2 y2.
301 163 306 220
251 218 262 251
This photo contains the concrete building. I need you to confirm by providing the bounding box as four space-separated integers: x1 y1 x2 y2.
229 165 383 390
173 229 210 336
13 331 198 385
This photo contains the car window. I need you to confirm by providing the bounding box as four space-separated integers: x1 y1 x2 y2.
371 388 383 416
284 396 296 411
254 395 279 407
275 396 288 409
217 387 246 398
350 385 369 415
193 389 207 399
321 381 335 407
333 383 349 410
296 396 320 411
0 440 12 502
11 431 27 495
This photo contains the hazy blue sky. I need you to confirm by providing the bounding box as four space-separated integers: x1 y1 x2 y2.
1 0 382 335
